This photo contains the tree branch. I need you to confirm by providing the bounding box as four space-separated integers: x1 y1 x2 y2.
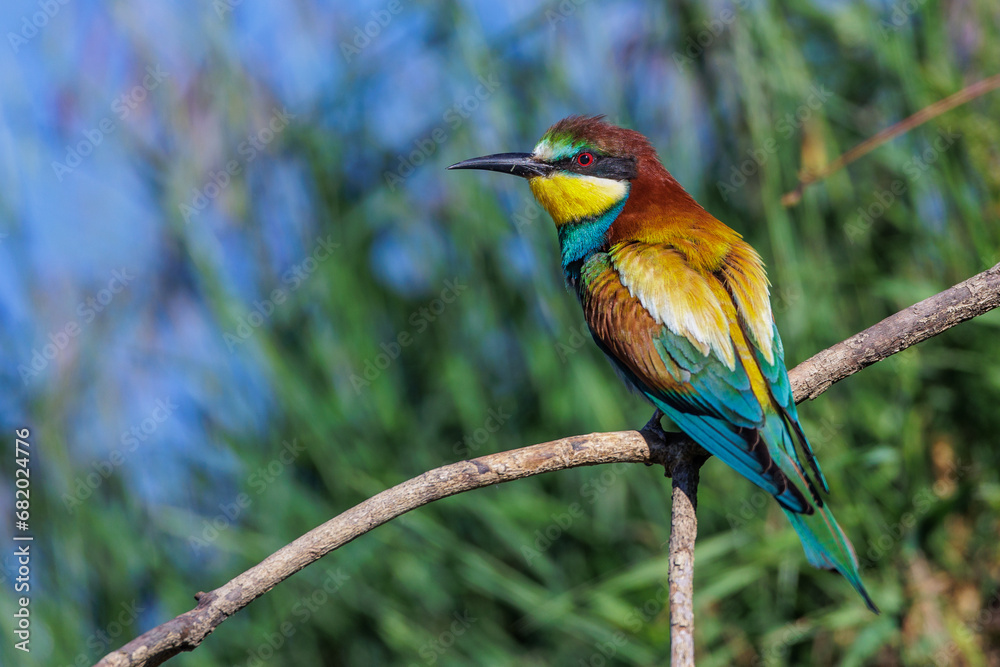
95 262 1000 667
789 262 1000 402
780 73 1000 207
666 440 710 667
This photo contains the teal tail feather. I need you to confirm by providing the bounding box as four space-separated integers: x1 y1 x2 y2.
782 507 879 614
633 357 879 612
761 412 879 613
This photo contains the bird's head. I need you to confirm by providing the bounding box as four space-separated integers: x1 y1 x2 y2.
450 116 713 269
449 116 658 229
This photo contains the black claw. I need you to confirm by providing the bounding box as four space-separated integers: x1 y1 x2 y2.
641 408 667 438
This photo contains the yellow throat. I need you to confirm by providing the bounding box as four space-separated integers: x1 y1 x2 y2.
529 173 629 227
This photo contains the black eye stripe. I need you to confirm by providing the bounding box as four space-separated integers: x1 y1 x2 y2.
555 154 638 181
553 154 595 169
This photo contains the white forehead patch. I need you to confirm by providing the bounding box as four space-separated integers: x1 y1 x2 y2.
532 139 555 162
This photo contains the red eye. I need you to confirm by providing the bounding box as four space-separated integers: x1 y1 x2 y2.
576 152 594 167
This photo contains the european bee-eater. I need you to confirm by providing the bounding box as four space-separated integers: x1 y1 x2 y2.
449 116 877 612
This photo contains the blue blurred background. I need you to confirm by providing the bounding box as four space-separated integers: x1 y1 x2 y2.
1 0 999 664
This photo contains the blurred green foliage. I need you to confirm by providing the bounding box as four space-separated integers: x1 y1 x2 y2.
3 0 1000 665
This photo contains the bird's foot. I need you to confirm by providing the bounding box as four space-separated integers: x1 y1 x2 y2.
640 409 668 465
641 408 666 436
639 410 710 476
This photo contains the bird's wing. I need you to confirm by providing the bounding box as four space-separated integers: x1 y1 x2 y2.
719 245 830 492
578 240 874 610
578 241 821 512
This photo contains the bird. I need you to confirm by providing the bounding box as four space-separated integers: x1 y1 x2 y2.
449 115 877 613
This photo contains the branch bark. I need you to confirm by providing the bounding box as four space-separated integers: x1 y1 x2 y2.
780 73 1000 207
96 262 1000 667
666 440 710 667
789 263 1000 402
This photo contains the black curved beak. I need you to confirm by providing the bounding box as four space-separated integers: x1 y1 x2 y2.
448 152 554 178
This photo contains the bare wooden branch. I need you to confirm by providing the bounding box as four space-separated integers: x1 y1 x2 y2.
96 262 1000 667
666 441 710 667
95 430 686 667
780 73 1000 206
790 262 1000 402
